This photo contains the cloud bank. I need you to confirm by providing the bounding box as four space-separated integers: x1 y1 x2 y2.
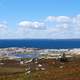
0 14 80 39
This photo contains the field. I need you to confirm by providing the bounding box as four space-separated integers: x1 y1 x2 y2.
0 59 80 80
16 52 32 54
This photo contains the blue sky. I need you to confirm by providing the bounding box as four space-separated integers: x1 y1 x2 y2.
0 0 80 39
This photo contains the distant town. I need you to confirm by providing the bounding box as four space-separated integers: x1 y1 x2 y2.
0 47 80 61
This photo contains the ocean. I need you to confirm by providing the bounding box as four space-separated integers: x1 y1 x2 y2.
0 39 80 49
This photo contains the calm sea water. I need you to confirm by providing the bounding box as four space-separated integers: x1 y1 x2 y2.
0 39 80 49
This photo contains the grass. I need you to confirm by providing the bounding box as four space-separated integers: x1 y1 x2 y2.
15 58 32 61
0 66 26 80
16 52 32 54
0 59 80 80
0 73 29 80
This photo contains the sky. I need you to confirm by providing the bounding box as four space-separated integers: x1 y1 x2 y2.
0 0 80 39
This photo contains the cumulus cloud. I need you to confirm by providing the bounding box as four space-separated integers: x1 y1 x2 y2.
45 15 80 39
14 21 47 39
46 16 71 23
1 14 80 39
0 22 7 30
75 15 80 27
0 22 9 39
0 22 8 33
46 16 56 22
12 14 80 39
18 21 46 30
56 16 71 23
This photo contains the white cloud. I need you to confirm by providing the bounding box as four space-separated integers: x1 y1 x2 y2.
46 16 56 22
56 16 71 23
0 22 9 39
46 16 71 23
1 14 80 39
45 15 78 39
0 22 7 30
14 14 80 39
18 21 46 30
75 15 80 26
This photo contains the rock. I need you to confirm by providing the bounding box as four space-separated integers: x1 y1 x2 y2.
59 66 64 69
27 71 31 74
38 64 42 67
41 68 45 70
35 67 39 70
20 61 24 64
35 61 38 64
0 63 4 65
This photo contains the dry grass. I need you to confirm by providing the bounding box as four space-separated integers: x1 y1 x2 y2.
0 59 80 80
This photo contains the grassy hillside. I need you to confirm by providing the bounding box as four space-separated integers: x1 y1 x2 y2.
0 59 80 80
